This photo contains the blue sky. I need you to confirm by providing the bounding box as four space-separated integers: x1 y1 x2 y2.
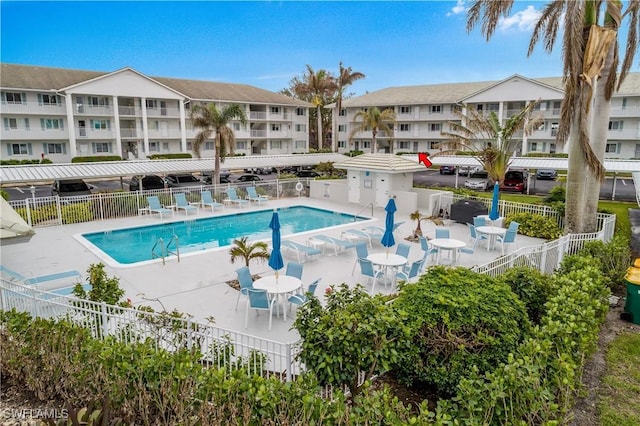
0 1 590 95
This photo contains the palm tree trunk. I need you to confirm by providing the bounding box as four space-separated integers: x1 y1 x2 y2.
565 101 589 234
371 130 377 154
332 106 338 152
214 134 221 185
316 105 323 149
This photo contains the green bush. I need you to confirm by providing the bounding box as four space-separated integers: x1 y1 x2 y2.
499 267 553 324
573 235 632 293
543 185 565 203
61 202 93 224
0 158 53 165
392 267 530 395
15 204 58 225
148 153 192 159
1 189 9 201
71 156 122 162
525 152 569 158
504 212 562 239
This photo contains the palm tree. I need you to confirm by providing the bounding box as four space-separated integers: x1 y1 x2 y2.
349 107 397 153
333 62 365 152
229 236 270 268
466 0 638 233
293 65 337 149
190 103 247 185
441 101 543 186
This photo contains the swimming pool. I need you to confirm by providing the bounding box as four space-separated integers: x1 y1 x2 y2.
79 206 368 266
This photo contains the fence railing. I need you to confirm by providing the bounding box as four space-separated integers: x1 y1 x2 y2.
1 191 617 383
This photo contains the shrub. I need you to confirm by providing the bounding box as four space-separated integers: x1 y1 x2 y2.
71 156 122 162
504 212 562 239
148 153 192 159
572 235 632 293
61 202 93 224
0 158 53 165
73 263 125 305
543 185 565 203
392 267 530 395
1 189 9 201
499 266 553 324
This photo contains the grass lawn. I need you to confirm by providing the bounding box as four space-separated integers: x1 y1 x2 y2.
598 332 640 425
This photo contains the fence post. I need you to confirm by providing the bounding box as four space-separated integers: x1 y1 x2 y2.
285 342 293 382
186 318 193 350
101 302 109 337
539 245 547 274
99 193 104 221
56 196 63 225
25 198 33 226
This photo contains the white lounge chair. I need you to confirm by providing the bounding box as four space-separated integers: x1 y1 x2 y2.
199 191 224 211
146 196 174 219
309 235 356 256
281 240 322 263
246 187 269 205
174 193 198 215
225 187 250 208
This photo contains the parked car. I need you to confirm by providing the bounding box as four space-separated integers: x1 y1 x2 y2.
535 169 558 180
243 167 274 175
164 174 203 188
294 170 320 178
129 175 165 191
464 171 494 191
439 165 456 175
500 170 528 193
51 179 92 197
202 173 231 185
458 166 480 176
236 175 262 183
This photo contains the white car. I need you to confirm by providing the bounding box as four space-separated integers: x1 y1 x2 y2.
464 171 494 191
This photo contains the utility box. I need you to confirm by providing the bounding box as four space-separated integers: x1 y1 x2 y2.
622 259 640 325
449 200 488 225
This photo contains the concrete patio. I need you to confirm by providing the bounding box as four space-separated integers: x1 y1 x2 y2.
1 197 547 343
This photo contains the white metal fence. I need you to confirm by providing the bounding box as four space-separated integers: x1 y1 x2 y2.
1 191 617 382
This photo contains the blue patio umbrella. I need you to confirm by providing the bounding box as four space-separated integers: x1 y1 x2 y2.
268 210 284 276
489 182 500 221
381 198 397 249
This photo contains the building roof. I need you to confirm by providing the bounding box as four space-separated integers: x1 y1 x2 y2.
339 73 639 107
333 153 427 173
0 63 311 107
0 153 349 183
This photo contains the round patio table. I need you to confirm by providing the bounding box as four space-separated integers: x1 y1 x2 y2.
253 275 302 321
476 226 506 251
429 238 466 265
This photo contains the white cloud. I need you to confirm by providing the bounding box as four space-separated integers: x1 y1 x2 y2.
447 0 467 16
498 5 541 31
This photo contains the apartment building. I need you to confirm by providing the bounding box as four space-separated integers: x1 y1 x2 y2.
1 64 311 163
335 73 639 158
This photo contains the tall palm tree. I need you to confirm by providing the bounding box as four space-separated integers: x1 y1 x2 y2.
441 101 543 186
349 107 397 153
293 65 337 149
190 103 247 185
333 62 365 152
466 0 639 233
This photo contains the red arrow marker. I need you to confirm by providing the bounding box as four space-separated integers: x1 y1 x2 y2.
418 152 432 168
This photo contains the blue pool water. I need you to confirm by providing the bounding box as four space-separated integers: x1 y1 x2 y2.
81 206 367 265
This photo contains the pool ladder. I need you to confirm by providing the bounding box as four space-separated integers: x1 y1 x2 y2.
152 235 180 265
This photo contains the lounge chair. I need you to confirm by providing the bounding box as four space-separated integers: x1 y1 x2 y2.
173 193 198 215
199 191 224 212
225 187 250 208
309 235 355 256
246 186 269 205
281 240 322 263
0 265 82 289
146 195 174 219
363 221 405 237
341 229 373 247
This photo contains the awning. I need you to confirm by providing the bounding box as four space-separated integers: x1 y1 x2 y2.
0 197 35 245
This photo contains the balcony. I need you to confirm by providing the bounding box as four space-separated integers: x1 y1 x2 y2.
146 106 180 118
1 101 66 115
78 105 113 116
251 130 267 138
118 106 140 116
147 128 182 138
120 128 139 138
250 111 267 120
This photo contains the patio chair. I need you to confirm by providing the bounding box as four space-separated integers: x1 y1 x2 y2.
357 257 385 294
435 228 450 239
418 236 438 271
288 278 321 309
245 288 276 331
507 221 520 232
352 241 369 275
395 243 411 259
310 235 356 256
235 266 254 311
225 187 250 208
473 216 486 227
341 229 373 247
397 258 424 283
246 186 269 205
199 191 224 212
496 229 518 255
0 265 82 288
363 221 405 237
281 240 322 263
146 195 174 219
468 224 487 249
173 193 198 215
285 262 304 280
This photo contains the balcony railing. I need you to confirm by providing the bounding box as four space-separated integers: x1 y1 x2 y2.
250 112 267 120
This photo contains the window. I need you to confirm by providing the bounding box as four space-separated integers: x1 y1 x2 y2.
608 121 624 131
429 141 440 150
204 142 214 150
91 120 109 130
271 106 280 114
552 101 561 114
46 143 64 154
530 142 538 152
162 142 169 151
146 99 158 109
270 140 282 149
296 108 305 116
400 106 412 114
236 141 247 150
339 108 346 116
338 124 346 132
296 140 306 149
605 143 619 153
362 141 371 149
89 97 108 107
476 104 483 111
338 140 346 148
232 123 241 131
431 105 441 113
398 140 410 149
40 94 58 105
399 124 410 132
11 143 29 155
550 122 559 136
271 123 281 131
94 142 110 153
4 118 17 129
488 103 499 111
149 142 159 152
430 123 442 132
41 119 64 130
5 92 24 104
622 97 627 110
296 124 306 132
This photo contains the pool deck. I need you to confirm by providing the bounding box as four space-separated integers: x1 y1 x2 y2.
2 197 546 343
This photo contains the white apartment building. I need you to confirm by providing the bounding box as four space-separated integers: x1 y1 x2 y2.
335 74 640 158
1 64 312 163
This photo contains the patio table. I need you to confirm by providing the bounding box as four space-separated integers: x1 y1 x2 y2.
366 252 407 287
476 226 506 251
253 275 302 321
429 238 466 265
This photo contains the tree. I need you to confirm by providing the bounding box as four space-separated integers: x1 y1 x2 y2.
190 103 247 185
332 62 365 152
349 107 397 153
228 236 270 268
440 101 543 185
466 0 639 233
292 65 337 149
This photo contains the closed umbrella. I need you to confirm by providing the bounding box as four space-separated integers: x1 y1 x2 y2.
381 198 397 252
268 210 284 280
489 183 500 222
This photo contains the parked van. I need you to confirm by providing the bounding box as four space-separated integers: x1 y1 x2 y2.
51 179 92 197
